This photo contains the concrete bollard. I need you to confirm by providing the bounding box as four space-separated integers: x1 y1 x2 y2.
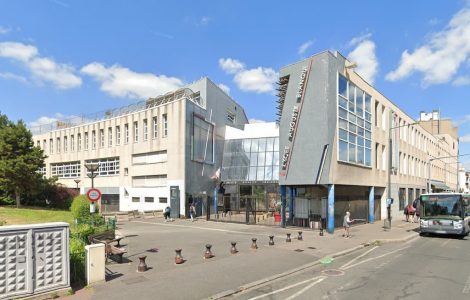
251 238 258 250
298 231 303 240
230 241 238 254
269 235 275 246
137 255 148 272
204 244 214 259
286 233 291 243
175 248 184 264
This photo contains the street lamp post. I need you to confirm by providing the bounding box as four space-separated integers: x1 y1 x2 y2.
84 162 99 226
74 179 81 189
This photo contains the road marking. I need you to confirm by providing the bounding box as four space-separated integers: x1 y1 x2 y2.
463 274 470 294
339 246 379 270
441 239 450 247
247 276 325 300
342 246 411 270
284 276 327 300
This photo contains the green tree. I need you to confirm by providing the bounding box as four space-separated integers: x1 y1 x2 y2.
0 113 45 208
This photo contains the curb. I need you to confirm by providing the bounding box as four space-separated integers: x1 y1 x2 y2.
207 232 419 299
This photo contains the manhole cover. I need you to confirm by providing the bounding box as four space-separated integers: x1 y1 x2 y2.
147 248 159 252
307 247 316 250
321 269 345 277
294 249 304 252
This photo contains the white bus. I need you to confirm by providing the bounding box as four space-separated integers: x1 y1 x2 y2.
420 193 470 237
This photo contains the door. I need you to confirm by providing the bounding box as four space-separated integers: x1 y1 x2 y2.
170 186 180 219
101 194 120 213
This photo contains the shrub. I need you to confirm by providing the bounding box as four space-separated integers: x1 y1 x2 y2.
70 224 95 243
70 195 91 222
69 237 86 285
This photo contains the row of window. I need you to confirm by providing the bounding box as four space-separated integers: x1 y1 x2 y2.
36 115 168 154
131 196 167 203
47 157 119 178
398 188 426 211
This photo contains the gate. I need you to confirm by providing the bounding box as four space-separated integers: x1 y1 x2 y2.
209 195 261 225
0 223 69 299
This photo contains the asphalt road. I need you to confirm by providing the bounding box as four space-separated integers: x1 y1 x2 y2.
232 234 470 300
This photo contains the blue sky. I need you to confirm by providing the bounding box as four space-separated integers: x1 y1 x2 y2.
0 0 470 168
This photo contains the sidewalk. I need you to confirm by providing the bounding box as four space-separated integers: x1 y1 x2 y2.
67 218 419 300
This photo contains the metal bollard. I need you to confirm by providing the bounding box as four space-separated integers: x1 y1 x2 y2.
251 238 258 250
230 241 238 254
286 233 291 243
269 235 275 246
137 255 148 272
175 248 184 264
298 231 303 240
204 244 214 259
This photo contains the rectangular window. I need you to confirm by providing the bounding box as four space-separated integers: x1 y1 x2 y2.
49 138 53 153
92 130 96 149
132 197 140 203
71 135 75 152
144 197 154 203
77 133 81 151
132 151 167 164
56 137 61 153
116 126 121 145
163 114 168 137
125 124 129 144
43 140 47 153
134 121 138 143
108 127 112 147
85 132 89 150
85 157 120 176
399 188 406 211
152 116 158 139
51 161 81 178
64 136 68 152
159 197 167 203
382 145 386 171
132 175 167 187
143 119 148 141
381 106 387 130
100 129 104 147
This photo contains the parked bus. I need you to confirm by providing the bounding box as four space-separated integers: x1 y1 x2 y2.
420 193 470 236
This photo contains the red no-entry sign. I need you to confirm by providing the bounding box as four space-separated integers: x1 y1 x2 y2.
86 188 101 202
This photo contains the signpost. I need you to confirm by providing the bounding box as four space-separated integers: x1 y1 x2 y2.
86 188 101 225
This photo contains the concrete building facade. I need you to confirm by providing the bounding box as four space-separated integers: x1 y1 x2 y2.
32 78 248 216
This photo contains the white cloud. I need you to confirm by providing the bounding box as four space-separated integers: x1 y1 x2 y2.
348 33 372 47
219 58 245 74
298 40 313 55
461 134 470 143
199 16 211 26
29 113 78 128
386 5 470 86
0 72 28 84
452 75 470 86
0 41 81 89
218 83 230 95
219 57 278 94
347 35 378 84
249 118 267 124
81 62 184 99
0 26 11 35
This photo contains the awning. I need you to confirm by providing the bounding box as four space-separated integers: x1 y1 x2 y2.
429 180 450 190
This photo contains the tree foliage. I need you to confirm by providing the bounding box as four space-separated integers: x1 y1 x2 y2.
0 112 46 207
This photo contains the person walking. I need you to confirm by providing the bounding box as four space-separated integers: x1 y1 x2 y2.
343 211 354 238
406 203 415 223
189 202 196 222
164 206 171 222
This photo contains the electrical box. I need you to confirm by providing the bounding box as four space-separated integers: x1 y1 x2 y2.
85 243 105 285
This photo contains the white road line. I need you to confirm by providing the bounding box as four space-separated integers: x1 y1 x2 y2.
247 276 324 300
284 276 327 300
339 246 379 270
342 246 411 270
462 274 470 294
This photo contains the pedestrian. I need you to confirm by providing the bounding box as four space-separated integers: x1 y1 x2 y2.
413 198 420 222
406 203 415 223
189 202 196 222
164 206 171 222
404 205 409 222
343 211 354 238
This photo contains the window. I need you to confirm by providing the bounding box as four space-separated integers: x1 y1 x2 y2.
227 110 236 123
159 197 168 203
108 127 112 147
163 114 168 137
92 130 96 149
100 129 104 147
56 137 60 153
152 117 158 139
399 188 406 211
71 135 75 152
38 166 46 177
192 115 214 163
50 138 53 154
144 197 154 203
124 168 128 176
64 136 68 152
133 121 139 143
85 157 120 176
85 132 89 150
132 197 140 203
116 126 121 145
51 161 81 178
43 140 47 153
143 119 148 141
132 175 167 187
382 145 386 171
125 124 129 144
132 151 167 164
77 133 81 151
337 74 372 166
381 106 387 130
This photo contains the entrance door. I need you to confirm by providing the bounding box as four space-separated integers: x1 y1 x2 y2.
101 194 120 213
170 186 180 219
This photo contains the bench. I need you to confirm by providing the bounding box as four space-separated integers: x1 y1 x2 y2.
89 230 126 263
105 244 127 263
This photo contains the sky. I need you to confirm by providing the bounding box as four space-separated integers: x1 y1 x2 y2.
0 0 470 169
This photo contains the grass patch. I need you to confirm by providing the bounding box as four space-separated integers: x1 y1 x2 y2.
0 206 73 225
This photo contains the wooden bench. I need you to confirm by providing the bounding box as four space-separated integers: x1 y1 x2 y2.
89 230 126 263
105 243 127 263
